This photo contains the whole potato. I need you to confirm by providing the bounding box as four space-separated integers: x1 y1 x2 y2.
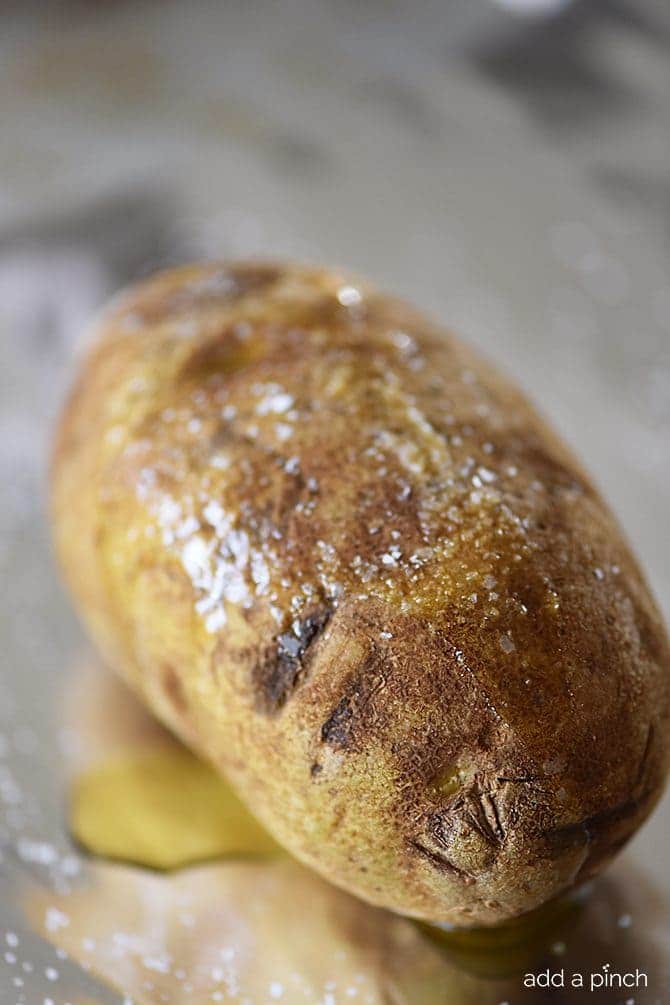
51 261 670 926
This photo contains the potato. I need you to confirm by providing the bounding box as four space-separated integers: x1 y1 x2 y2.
51 261 670 926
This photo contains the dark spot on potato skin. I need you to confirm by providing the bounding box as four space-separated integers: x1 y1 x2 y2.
310 762 322 777
545 784 657 863
409 840 476 885
178 325 266 382
321 697 354 747
131 263 283 326
226 263 283 295
162 664 188 714
459 779 507 847
319 646 389 752
252 606 332 714
413 779 508 880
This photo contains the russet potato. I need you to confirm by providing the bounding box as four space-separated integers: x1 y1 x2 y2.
51 261 670 925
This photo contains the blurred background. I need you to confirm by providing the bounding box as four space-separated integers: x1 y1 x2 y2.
1 1 669 1002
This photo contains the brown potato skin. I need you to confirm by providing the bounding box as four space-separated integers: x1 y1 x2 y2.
51 261 670 926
